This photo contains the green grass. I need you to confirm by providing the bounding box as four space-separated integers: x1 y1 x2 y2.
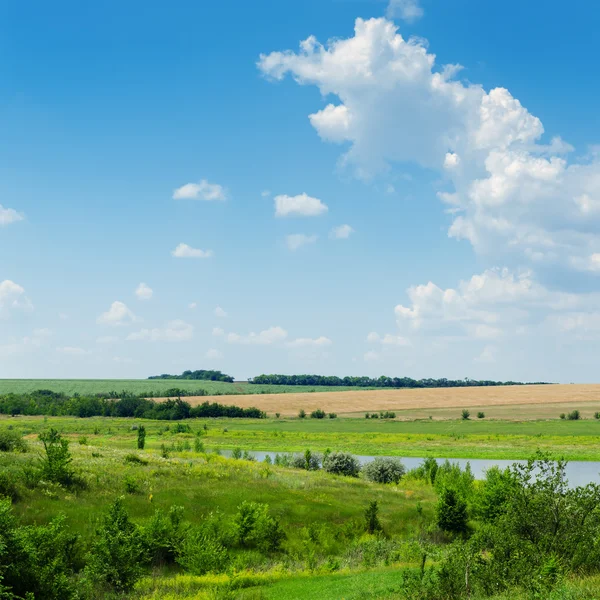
0 378 366 396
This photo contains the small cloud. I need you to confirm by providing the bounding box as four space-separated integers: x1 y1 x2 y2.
97 301 136 326
475 345 496 363
33 328 52 338
261 190 271 198
385 184 395 194
330 224 354 240
214 306 227 318
205 348 223 359
367 331 410 346
56 346 90 356
173 179 227 201
364 350 380 362
127 320 194 342
287 336 332 348
212 327 225 336
172 243 214 259
0 280 33 316
386 0 424 23
286 234 318 251
189 302 198 309
113 356 138 364
0 205 25 226
275 193 328 217
59 313 69 321
226 326 288 345
135 282 153 301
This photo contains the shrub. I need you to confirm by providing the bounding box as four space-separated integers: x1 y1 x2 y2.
363 457 405 484
364 500 382 534
177 528 228 575
461 409 470 420
0 470 21 501
477 412 485 419
233 501 286 552
85 497 144 592
275 412 281 419
123 476 140 495
310 409 326 419
78 436 88 445
141 506 185 566
298 409 306 419
567 410 581 421
379 411 396 419
39 428 82 488
595 412 600 420
323 452 360 477
328 412 337 419
137 425 146 450
160 444 169 459
0 427 27 452
232 447 242 459
123 453 148 465
194 438 205 453
436 487 468 534
290 449 321 471
559 413 566 420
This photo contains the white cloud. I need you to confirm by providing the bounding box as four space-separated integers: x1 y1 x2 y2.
386 0 424 22
189 302 198 309
135 282 153 301
173 179 227 201
172 243 214 259
274 193 328 217
97 301 136 326
286 234 317 251
214 306 227 318
96 335 119 344
261 190 271 197
127 320 194 342
364 350 380 362
205 348 223 359
0 280 33 316
59 313 69 321
287 336 332 348
56 346 90 356
0 205 25 226
212 327 225 336
330 224 354 240
367 332 411 346
226 326 288 345
0 329 51 358
258 18 600 275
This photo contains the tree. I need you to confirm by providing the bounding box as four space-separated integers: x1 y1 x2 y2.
461 409 470 420
137 425 146 450
363 457 405 484
436 487 468 534
323 452 360 477
364 500 382 534
39 428 76 487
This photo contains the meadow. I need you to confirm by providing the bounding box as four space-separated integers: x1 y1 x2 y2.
4 413 600 599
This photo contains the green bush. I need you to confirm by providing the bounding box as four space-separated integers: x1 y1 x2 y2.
594 412 600 420
232 447 242 459
194 437 205 453
363 457 405 484
328 412 337 419
567 410 581 420
177 527 228 575
141 505 185 566
85 497 144 592
559 413 566 420
477 411 485 419
39 428 83 488
137 425 146 450
436 487 468 534
310 409 326 419
0 427 27 452
298 409 306 419
123 476 140 495
323 452 361 477
364 500 382 534
233 501 285 552
0 470 21 501
461 409 470 420
123 453 148 465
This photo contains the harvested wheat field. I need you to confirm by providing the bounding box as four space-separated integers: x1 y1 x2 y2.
172 384 600 418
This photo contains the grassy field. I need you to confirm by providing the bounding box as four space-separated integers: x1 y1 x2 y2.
7 413 600 461
0 378 368 396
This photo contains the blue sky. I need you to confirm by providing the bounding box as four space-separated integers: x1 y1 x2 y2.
2 0 600 382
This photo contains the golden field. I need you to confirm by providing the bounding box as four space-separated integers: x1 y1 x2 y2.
174 384 600 419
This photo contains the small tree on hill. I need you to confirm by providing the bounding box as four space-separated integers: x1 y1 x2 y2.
137 425 146 450
364 500 382 534
436 487 468 534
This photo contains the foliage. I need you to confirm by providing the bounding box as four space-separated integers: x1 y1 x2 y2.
149 369 234 383
141 505 185 566
364 500 382 534
298 409 306 419
462 409 470 420
39 428 82 488
0 428 27 453
436 487 469 534
85 497 144 592
477 411 485 419
323 452 360 477
137 424 146 449
177 527 228 575
363 457 405 484
567 409 581 420
233 501 285 552
310 409 326 419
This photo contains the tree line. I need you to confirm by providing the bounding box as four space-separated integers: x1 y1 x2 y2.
148 369 234 382
0 391 265 420
249 374 548 388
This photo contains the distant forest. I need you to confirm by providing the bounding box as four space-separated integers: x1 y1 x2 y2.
249 374 549 388
148 370 234 383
